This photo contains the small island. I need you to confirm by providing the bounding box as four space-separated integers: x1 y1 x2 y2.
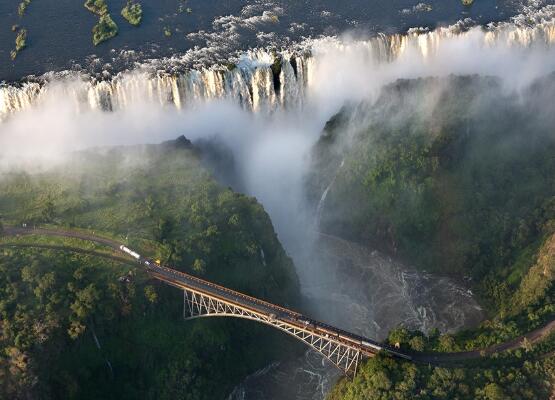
84 0 119 45
92 14 118 45
10 28 27 60
84 0 108 16
121 1 143 26
18 0 32 17
462 0 474 5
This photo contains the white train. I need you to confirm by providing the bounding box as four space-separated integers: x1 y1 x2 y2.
119 245 141 260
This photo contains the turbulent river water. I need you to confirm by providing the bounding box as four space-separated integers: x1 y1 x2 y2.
2 1 555 399
227 234 484 400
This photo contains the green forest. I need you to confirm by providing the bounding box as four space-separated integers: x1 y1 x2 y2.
310 75 555 399
0 137 300 399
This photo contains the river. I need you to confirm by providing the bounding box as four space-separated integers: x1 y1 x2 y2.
227 216 484 399
1 0 523 81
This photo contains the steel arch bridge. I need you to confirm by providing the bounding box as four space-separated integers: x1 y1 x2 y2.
148 263 411 377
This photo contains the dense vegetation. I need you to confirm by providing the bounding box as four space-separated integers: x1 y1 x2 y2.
10 28 27 60
15 29 27 52
311 74 555 398
314 75 555 310
92 14 118 46
17 0 32 17
329 344 555 400
0 137 300 399
84 0 109 16
84 0 119 45
121 1 143 26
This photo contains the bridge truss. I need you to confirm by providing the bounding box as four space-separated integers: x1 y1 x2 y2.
183 288 363 376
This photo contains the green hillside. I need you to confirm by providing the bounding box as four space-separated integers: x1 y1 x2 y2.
0 137 300 399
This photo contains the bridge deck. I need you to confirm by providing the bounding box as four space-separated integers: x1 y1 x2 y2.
143 258 401 358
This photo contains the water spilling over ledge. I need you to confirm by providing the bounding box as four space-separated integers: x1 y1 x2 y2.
2 4 555 122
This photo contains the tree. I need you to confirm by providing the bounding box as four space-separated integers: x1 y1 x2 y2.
483 383 506 400
144 285 158 303
41 199 55 222
438 334 457 352
193 259 205 274
409 336 425 352
521 337 533 352
155 217 174 243
388 327 410 348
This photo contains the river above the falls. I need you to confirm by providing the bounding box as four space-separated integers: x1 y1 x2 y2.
0 0 523 82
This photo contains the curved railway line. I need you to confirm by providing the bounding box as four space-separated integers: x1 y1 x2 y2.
0 242 136 265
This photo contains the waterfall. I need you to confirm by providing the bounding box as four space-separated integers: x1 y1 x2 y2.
0 53 312 122
1 6 555 122
315 160 344 229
